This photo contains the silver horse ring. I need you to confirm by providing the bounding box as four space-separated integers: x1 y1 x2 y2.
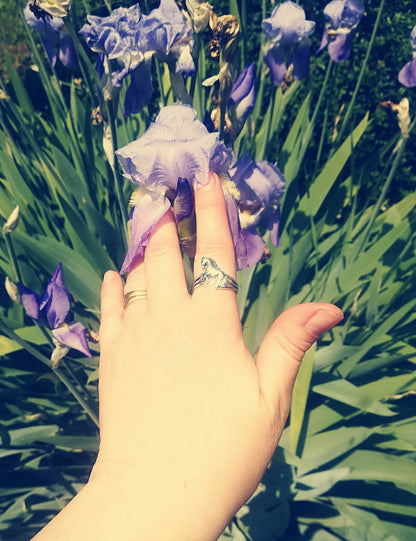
124 289 148 309
193 257 238 293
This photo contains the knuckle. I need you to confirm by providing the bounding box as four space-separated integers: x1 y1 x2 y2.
271 329 310 361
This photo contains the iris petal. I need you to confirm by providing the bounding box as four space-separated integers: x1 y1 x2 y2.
52 322 92 358
222 188 248 270
120 193 171 274
242 228 267 267
40 263 71 328
398 60 416 88
264 47 288 86
174 178 194 222
123 61 153 116
328 33 353 62
59 30 78 68
18 284 41 321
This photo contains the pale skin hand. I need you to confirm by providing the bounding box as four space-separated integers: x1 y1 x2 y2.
32 172 343 540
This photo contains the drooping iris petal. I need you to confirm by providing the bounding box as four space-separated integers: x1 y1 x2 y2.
121 192 171 274
328 32 353 62
173 178 194 222
222 188 248 269
52 322 92 358
59 29 78 68
228 63 256 126
41 33 60 68
18 284 41 320
175 45 196 76
411 26 416 49
292 40 311 80
241 227 267 267
398 26 416 88
319 0 364 62
264 48 288 86
231 155 286 250
262 1 315 85
123 61 153 116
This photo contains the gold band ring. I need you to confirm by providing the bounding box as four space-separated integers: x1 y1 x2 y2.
124 289 148 309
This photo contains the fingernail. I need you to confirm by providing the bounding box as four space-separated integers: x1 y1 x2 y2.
103 270 115 284
197 171 217 192
306 307 344 335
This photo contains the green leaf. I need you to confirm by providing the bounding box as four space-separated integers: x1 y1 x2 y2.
3 54 33 115
0 325 47 356
242 284 273 356
312 379 395 416
298 426 373 475
339 299 415 376
36 435 99 452
338 450 416 489
329 502 401 541
290 344 315 455
9 425 59 446
297 114 369 219
294 467 350 501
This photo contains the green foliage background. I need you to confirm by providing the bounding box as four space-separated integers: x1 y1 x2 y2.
0 1 415 540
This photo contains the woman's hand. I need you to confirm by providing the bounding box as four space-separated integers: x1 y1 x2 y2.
32 172 342 540
93 172 343 538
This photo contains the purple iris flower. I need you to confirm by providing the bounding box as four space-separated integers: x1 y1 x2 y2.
228 63 256 131
262 1 315 86
80 3 152 115
17 263 92 358
398 26 416 87
24 3 78 69
230 155 286 266
115 104 252 273
318 0 364 62
137 0 195 76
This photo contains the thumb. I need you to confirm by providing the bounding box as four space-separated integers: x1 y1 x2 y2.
256 302 343 417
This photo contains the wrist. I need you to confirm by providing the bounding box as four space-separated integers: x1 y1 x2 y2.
87 460 234 541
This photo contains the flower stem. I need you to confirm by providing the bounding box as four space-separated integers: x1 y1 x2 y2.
256 85 276 160
336 0 386 144
0 319 99 427
105 97 128 249
155 58 166 107
64 20 99 108
240 0 247 71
